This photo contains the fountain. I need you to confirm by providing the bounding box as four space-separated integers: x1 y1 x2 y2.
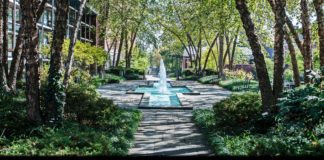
135 58 191 107
153 59 170 93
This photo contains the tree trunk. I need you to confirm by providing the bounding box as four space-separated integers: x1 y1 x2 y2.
285 29 300 87
218 34 224 79
301 0 313 83
313 0 324 67
3 0 9 78
127 31 138 68
124 30 129 68
21 0 46 123
202 35 218 73
9 1 47 89
230 33 238 70
45 0 69 124
63 0 87 90
0 0 9 91
8 28 24 90
116 29 124 67
271 0 286 100
112 39 117 66
236 0 275 111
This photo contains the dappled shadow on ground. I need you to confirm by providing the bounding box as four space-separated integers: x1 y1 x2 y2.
128 110 213 156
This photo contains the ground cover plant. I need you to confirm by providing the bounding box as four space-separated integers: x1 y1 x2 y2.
0 84 142 156
193 88 324 156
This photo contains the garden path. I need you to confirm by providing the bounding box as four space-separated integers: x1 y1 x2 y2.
97 79 231 156
128 109 213 156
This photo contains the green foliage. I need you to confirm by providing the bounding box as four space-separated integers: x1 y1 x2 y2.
107 67 143 80
90 74 125 88
204 69 218 76
39 37 107 68
1 108 142 156
218 78 259 92
124 73 142 80
1 83 142 156
182 69 195 77
182 75 200 80
213 93 266 131
224 69 253 80
198 75 220 84
168 73 175 78
193 109 324 156
276 85 324 134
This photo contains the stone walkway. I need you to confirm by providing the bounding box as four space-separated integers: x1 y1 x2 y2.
128 109 213 156
96 78 231 156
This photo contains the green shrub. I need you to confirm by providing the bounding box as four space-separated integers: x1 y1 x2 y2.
65 84 119 126
213 93 264 129
124 73 142 80
1 108 142 156
182 69 195 77
182 75 199 80
193 109 324 156
204 69 218 76
168 73 176 78
107 66 125 76
198 75 219 84
224 69 253 80
218 78 259 92
276 85 324 134
105 74 125 83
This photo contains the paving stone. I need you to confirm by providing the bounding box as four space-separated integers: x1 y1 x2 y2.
97 79 230 156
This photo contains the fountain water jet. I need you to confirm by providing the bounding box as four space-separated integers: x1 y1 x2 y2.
153 59 170 93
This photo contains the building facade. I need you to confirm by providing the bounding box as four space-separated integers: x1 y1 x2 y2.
7 0 99 63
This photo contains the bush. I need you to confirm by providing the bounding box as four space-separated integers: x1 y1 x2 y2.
105 74 125 83
107 66 124 76
182 75 200 80
182 69 195 77
1 108 142 156
65 84 119 126
213 93 264 130
204 69 218 76
218 78 259 92
198 75 219 84
276 85 324 134
168 73 176 78
124 73 142 80
224 69 253 80
193 109 324 156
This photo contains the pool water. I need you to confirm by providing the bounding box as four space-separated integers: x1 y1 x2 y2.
135 85 191 107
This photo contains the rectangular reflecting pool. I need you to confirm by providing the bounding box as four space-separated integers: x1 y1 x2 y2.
135 85 191 107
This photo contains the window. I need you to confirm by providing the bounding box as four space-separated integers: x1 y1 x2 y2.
48 10 52 26
15 24 20 32
44 10 48 26
8 7 13 22
69 10 76 25
8 34 13 49
15 8 20 23
8 22 13 32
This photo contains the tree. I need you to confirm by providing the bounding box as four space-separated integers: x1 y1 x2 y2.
268 0 286 100
235 0 275 111
313 0 324 67
3 0 8 78
301 0 313 83
0 0 9 91
8 0 47 90
285 29 301 87
63 0 87 90
45 0 69 124
20 0 48 123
